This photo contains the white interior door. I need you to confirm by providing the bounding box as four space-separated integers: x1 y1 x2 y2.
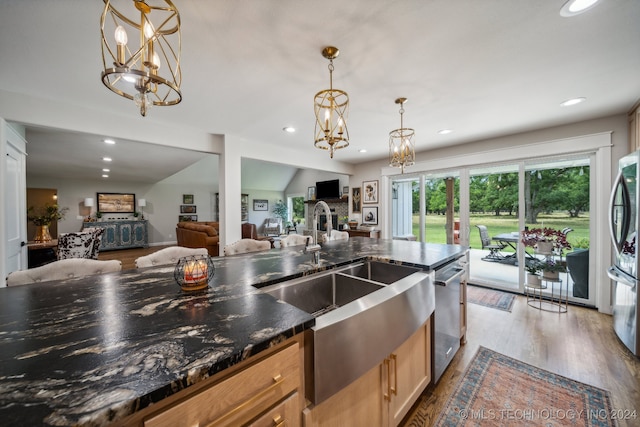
3 122 27 282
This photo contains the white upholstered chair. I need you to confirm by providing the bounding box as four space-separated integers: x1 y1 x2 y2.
321 229 350 243
135 246 209 268
223 239 271 256
263 218 282 236
57 228 104 260
6 258 122 286
279 234 311 248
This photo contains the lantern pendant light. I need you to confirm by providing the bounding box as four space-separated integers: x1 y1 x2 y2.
100 0 182 117
389 98 415 173
314 46 349 158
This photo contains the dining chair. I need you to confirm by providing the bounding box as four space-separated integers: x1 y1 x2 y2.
57 228 104 260
135 246 209 268
476 225 506 261
6 258 121 286
322 230 350 243
279 234 311 248
223 239 271 256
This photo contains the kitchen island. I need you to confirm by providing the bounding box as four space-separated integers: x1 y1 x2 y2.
0 238 466 426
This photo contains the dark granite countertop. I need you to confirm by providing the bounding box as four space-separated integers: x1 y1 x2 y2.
0 237 466 426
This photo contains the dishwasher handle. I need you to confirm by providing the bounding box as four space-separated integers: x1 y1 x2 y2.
435 267 464 286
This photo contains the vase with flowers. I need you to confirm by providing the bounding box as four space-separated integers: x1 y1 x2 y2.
27 203 68 242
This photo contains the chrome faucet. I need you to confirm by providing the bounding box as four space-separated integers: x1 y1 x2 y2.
305 200 332 263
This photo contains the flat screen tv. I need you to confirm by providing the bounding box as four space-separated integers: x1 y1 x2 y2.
316 179 340 200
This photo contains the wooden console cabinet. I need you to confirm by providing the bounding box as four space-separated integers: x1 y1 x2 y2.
83 220 148 251
346 229 380 238
303 317 431 427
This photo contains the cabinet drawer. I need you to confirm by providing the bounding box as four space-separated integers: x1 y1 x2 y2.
247 392 299 427
145 343 300 427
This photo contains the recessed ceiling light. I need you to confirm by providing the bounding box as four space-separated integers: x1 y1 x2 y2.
102 174 109 178
560 0 599 17
103 157 112 162
283 126 296 133
560 97 586 107
359 149 367 153
438 129 453 135
103 139 116 144
102 168 110 172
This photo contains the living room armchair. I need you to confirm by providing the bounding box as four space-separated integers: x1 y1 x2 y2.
263 218 282 236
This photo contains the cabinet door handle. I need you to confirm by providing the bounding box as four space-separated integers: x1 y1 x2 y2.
272 414 285 427
206 374 285 427
383 358 391 401
390 353 398 396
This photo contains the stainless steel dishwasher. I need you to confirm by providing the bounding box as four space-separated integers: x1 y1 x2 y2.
433 257 465 383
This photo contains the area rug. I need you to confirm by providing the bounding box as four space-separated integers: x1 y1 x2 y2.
432 346 617 427
467 285 516 312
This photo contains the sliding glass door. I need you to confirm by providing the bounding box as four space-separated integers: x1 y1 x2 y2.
390 154 594 306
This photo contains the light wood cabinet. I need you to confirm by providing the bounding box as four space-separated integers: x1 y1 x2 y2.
118 336 304 427
303 318 431 427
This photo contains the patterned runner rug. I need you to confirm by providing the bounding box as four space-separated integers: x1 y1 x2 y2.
467 285 515 312
429 347 617 427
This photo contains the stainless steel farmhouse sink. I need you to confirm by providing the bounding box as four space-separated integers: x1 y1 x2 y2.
257 261 435 404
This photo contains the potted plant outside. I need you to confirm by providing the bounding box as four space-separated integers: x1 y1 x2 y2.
27 204 69 242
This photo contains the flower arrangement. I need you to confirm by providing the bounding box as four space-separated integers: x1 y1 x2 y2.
524 259 543 275
541 258 566 273
520 227 572 253
27 204 68 226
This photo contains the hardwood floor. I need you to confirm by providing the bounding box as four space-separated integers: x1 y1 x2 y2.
402 292 640 426
97 245 173 270
94 248 640 426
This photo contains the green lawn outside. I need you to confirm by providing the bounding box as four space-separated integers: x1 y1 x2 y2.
414 212 590 253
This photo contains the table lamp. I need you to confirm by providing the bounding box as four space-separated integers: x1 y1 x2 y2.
138 199 146 219
84 198 94 221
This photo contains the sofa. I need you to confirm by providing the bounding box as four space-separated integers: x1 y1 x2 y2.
176 221 219 257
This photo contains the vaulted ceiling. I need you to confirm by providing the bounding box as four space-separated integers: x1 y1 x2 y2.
1 0 638 185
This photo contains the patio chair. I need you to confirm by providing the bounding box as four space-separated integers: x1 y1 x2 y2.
476 225 506 262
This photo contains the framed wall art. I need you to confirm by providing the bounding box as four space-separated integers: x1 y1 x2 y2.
180 205 197 214
97 192 135 213
307 186 316 201
253 199 268 211
351 187 361 213
183 194 194 204
179 215 198 222
363 180 378 204
362 206 378 225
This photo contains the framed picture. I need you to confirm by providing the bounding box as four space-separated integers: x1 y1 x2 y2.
362 206 378 225
308 186 316 201
97 192 135 213
351 187 362 213
253 199 268 211
179 215 198 222
363 180 379 204
180 205 197 214
183 194 194 204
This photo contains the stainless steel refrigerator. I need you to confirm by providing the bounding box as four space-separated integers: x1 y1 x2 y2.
608 151 640 357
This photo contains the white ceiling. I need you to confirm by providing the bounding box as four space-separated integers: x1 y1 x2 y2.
1 0 639 186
